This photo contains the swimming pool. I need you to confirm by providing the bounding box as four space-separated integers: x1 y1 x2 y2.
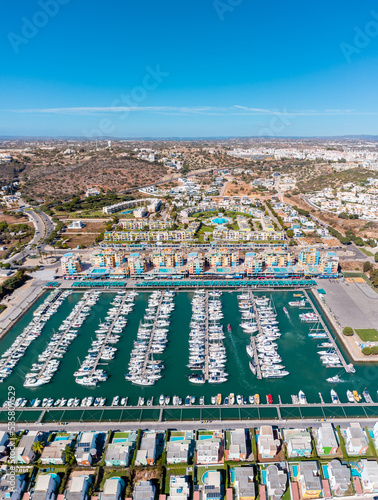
170 436 184 441
198 435 212 440
212 217 228 225
292 465 299 477
322 465 329 479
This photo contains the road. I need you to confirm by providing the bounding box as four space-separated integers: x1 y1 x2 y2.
4 206 55 264
2 417 378 433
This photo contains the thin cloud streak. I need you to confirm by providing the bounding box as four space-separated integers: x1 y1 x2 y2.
4 105 378 117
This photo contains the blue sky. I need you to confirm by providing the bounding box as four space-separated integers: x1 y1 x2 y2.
1 0 378 137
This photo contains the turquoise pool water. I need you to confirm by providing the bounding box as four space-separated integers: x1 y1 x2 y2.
322 465 329 479
292 465 299 477
120 210 133 214
170 436 184 441
262 470 267 483
212 217 228 224
198 435 212 440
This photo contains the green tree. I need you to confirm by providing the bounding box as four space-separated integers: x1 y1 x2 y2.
32 440 45 454
363 261 373 273
342 327 354 336
362 347 372 356
375 252 378 263
371 346 378 355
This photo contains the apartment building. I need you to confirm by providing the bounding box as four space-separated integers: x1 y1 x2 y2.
151 248 184 269
90 248 126 268
187 252 205 275
127 253 147 275
205 248 239 268
61 253 82 276
298 248 320 266
245 252 264 275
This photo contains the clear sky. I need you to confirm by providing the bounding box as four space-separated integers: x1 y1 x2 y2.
1 0 378 138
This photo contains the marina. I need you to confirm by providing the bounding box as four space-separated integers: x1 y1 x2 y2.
0 287 377 422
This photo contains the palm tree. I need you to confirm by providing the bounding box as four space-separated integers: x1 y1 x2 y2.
32 440 45 455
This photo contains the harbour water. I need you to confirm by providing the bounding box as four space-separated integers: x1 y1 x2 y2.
1 289 378 420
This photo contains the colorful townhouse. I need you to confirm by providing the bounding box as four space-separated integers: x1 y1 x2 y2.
315 423 338 456
283 429 312 458
327 459 351 496
61 253 82 276
344 423 368 455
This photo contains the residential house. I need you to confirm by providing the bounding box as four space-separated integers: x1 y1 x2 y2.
40 432 75 465
265 465 287 500
166 440 190 465
196 434 222 465
327 460 351 496
169 475 190 500
344 423 368 455
100 477 125 500
13 431 46 464
360 459 378 492
228 429 248 461
105 431 137 467
233 467 255 500
283 429 312 458
135 431 157 466
197 470 223 500
295 461 322 499
64 475 92 500
316 423 338 456
0 473 27 500
75 431 98 466
32 473 60 500
133 481 156 500
258 426 280 459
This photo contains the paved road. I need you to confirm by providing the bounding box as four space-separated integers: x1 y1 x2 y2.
0 279 46 332
4 206 55 264
2 417 378 433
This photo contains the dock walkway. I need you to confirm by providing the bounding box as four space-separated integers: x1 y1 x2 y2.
249 292 263 379
141 293 165 376
204 291 209 381
87 293 131 378
303 290 349 373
